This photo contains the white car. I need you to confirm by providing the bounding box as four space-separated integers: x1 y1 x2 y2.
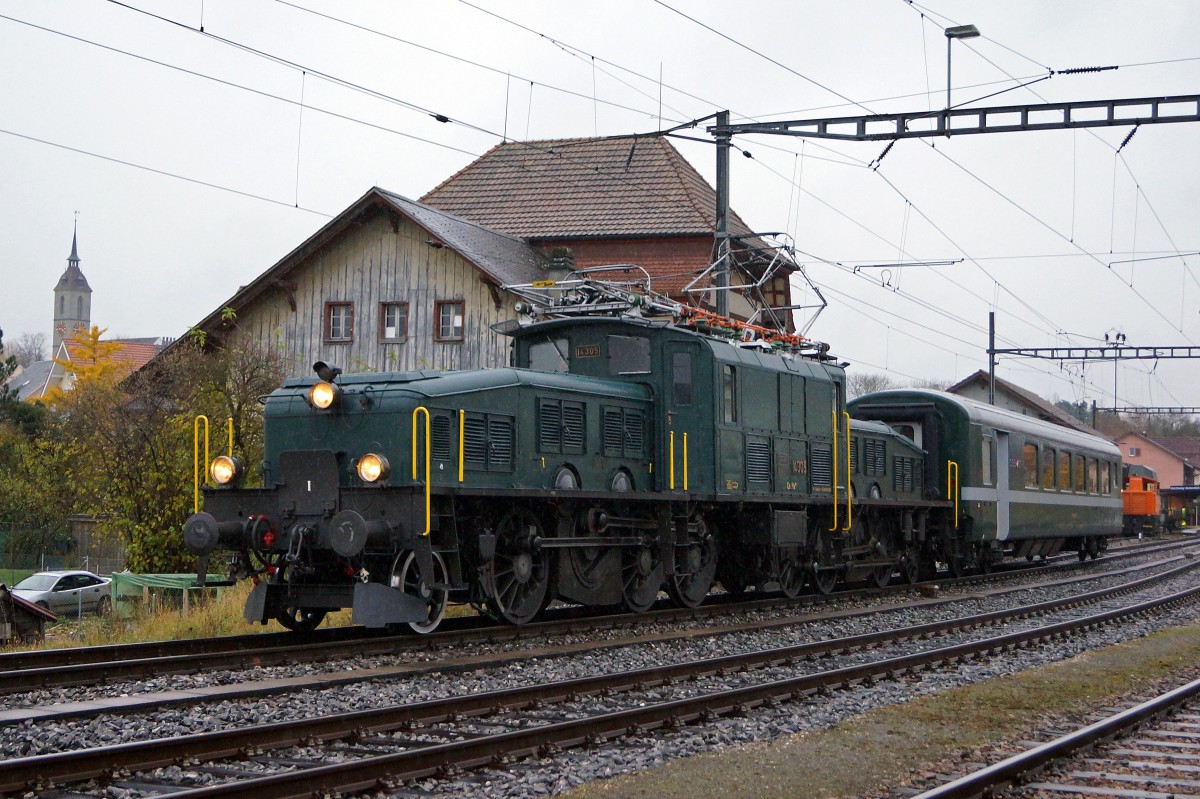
11 570 112 616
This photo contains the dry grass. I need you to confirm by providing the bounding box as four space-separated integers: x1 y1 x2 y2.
565 621 1200 799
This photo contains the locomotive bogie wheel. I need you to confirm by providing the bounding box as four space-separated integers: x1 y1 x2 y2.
666 528 717 609
392 550 450 634
275 606 327 632
870 563 892 589
486 509 550 626
899 547 922 584
621 545 662 613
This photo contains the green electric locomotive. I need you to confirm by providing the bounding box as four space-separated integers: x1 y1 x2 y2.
184 302 948 631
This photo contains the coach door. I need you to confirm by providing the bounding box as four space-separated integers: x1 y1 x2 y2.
663 341 707 494
995 432 1011 539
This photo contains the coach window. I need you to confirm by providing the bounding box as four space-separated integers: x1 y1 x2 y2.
981 437 994 486
529 336 569 373
608 335 650 375
722 365 737 423
1087 458 1098 493
1073 454 1085 492
1100 461 1111 494
1057 451 1070 492
1041 447 1056 490
672 352 692 405
1023 443 1038 489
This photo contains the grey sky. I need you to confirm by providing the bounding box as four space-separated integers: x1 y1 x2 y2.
2 0 1197 408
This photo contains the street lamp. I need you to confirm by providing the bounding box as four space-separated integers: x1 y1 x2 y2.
945 23 980 132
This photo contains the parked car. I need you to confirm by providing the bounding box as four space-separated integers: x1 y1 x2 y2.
11 570 111 616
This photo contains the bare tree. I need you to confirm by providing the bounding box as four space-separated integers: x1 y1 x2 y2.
847 371 898 399
9 332 47 366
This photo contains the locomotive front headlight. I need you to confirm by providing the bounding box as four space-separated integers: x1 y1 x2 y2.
357 453 390 483
209 455 242 486
308 381 341 410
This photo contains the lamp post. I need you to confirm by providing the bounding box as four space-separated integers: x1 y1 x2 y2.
945 24 980 133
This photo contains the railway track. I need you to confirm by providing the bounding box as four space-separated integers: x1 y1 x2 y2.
2 536 1187 698
912 674 1200 798
4 556 1199 798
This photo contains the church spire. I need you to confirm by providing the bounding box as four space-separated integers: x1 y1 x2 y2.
53 221 92 350
68 221 80 265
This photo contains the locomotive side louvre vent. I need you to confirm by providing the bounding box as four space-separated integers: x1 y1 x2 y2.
602 406 646 457
811 446 832 488
464 417 488 466
562 403 586 452
849 438 858 473
539 399 586 454
624 410 645 456
488 418 514 467
432 414 453 461
746 439 772 483
864 439 887 476
539 400 562 452
892 456 915 492
463 414 515 470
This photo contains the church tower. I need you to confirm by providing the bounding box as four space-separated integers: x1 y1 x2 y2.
52 225 92 350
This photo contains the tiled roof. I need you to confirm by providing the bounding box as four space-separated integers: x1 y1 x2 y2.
168 188 552 353
64 340 161 374
2 360 55 401
421 136 758 240
376 190 551 286
1150 437 1200 465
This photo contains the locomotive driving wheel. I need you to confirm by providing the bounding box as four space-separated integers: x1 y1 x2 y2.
666 517 717 609
486 508 549 626
809 528 841 595
621 544 663 613
391 550 449 634
778 553 805 599
899 545 922 584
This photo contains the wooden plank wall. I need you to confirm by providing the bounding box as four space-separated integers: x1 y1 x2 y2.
226 212 517 378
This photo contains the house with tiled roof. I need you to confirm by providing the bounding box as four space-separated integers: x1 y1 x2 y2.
421 135 795 327
946 370 1099 434
162 187 562 376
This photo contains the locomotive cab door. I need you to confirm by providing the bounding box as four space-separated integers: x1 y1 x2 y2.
661 341 708 494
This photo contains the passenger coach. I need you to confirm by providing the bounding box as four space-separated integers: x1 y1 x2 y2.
849 389 1122 568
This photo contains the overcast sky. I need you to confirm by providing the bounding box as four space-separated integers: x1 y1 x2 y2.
2 0 1198 409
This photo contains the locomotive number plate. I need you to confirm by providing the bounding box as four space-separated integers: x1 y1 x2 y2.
575 344 601 358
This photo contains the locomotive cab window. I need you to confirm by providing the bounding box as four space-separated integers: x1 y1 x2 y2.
529 337 570 373
671 352 692 405
608 335 650 375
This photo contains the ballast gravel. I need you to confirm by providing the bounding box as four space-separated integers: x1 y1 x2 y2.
2 552 1199 799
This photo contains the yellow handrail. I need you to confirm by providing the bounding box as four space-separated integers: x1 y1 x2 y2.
829 408 839 531
412 406 431 536
458 410 465 483
947 460 960 529
226 418 234 457
843 411 852 532
669 430 676 490
683 432 689 491
193 415 209 513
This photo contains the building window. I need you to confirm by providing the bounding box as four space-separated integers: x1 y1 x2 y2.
76 296 83 318
380 302 408 341
59 296 64 315
1128 446 1141 457
434 300 464 342
325 302 354 342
